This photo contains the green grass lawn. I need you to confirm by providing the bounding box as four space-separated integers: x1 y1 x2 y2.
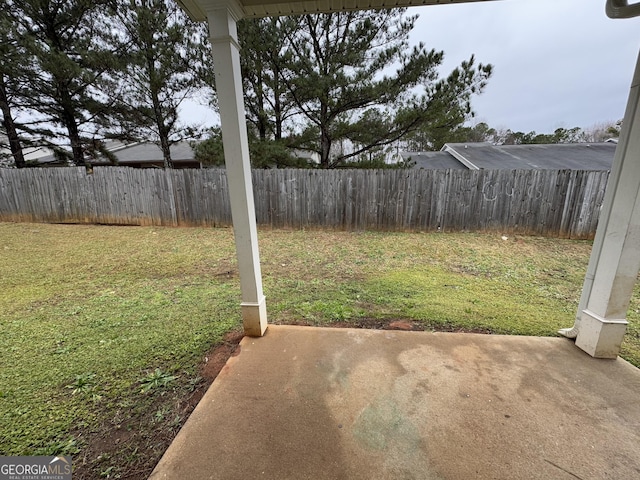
1 222 638 478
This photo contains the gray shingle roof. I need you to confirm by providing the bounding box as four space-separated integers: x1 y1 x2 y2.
399 151 467 170
402 142 616 170
114 142 194 162
33 141 196 166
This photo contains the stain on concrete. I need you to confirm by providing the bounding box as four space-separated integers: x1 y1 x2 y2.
151 327 640 480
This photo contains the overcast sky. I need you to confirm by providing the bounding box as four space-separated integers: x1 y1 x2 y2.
410 0 640 133
183 0 640 135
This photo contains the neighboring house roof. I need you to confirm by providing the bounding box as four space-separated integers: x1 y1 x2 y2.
399 151 466 170
1 133 55 165
402 142 616 170
109 142 195 164
33 141 199 168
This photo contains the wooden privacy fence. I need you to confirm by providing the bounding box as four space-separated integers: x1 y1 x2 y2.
0 167 610 238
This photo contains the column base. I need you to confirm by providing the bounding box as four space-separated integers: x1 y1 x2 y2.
575 310 628 359
241 297 268 337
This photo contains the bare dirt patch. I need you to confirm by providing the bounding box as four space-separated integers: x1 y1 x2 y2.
279 318 493 334
199 329 244 384
72 330 244 480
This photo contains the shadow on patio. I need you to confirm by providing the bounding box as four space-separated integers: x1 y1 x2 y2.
149 325 640 479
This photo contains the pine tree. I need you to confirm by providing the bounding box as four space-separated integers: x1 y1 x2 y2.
239 17 298 141
0 7 26 168
236 9 492 167
279 9 491 167
8 0 123 166
110 0 211 169
404 55 493 151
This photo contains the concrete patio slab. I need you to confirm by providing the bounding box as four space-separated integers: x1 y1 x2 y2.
149 326 640 480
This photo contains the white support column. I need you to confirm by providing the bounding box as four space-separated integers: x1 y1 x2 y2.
206 2 267 336
560 50 640 358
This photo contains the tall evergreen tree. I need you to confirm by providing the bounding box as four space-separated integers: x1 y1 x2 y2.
0 7 26 168
8 0 122 166
1 1 77 167
404 55 493 151
279 9 492 168
239 17 298 141
110 0 211 169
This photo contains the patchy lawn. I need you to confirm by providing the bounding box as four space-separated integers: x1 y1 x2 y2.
1 223 638 479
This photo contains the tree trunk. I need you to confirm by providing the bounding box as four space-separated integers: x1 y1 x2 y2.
58 84 85 166
150 86 173 169
320 127 331 168
274 90 282 140
257 115 267 141
62 113 85 166
273 65 283 140
255 58 268 141
319 102 331 168
155 107 173 169
159 131 173 169
274 111 282 140
0 75 26 168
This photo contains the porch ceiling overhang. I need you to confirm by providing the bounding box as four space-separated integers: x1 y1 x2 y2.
177 0 497 20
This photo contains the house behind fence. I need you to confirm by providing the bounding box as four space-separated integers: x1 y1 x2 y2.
402 142 617 170
0 167 609 239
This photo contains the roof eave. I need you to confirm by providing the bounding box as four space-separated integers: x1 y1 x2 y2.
176 0 208 21
179 0 499 21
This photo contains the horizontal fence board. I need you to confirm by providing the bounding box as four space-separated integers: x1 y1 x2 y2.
0 167 610 239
